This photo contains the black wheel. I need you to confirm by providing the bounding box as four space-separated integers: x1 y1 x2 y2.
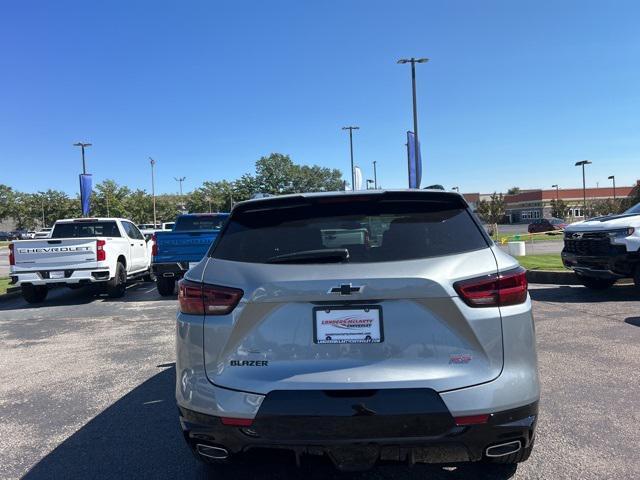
106 262 127 298
576 274 616 290
22 285 48 304
485 439 535 464
156 277 176 296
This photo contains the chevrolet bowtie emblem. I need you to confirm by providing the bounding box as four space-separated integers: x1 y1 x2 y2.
328 283 363 295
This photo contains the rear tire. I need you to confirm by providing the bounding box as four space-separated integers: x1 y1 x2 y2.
577 274 616 290
156 277 176 296
22 285 48 304
485 439 535 464
106 262 127 298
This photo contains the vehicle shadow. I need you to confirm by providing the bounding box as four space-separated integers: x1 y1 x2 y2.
529 284 638 303
22 365 517 480
0 281 174 311
625 317 640 327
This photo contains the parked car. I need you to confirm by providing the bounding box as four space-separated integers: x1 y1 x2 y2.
176 190 539 471
34 227 53 238
138 222 175 237
527 217 567 233
0 231 11 241
562 202 640 289
9 218 152 303
152 213 228 296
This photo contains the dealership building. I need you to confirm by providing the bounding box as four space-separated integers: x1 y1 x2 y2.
463 181 639 224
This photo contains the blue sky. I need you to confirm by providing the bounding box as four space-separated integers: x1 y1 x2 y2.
2 0 640 195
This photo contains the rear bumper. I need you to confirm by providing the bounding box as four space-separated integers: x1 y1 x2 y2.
179 397 537 469
152 262 189 279
9 268 112 286
561 250 639 278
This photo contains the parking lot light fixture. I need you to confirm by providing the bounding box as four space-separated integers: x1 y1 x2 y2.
551 184 559 201
575 161 592 219
366 179 374 190
397 57 429 187
373 161 378 189
342 126 359 190
452 186 459 193
608 175 616 200
149 158 157 226
73 142 92 174
174 176 186 196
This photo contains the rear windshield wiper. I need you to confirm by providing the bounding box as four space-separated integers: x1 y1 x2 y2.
266 248 350 264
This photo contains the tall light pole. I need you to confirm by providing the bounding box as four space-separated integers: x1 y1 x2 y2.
342 126 359 190
149 158 157 226
373 160 378 189
73 142 92 174
551 184 559 201
397 57 429 186
575 160 592 219
608 175 616 200
174 176 186 196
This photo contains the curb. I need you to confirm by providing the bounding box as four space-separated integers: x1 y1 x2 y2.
526 269 581 285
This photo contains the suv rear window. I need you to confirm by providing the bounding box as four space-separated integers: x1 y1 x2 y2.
174 215 228 231
211 198 488 263
51 221 121 238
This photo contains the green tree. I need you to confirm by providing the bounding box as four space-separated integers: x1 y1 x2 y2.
507 187 521 195
92 180 132 218
550 198 569 219
477 192 506 236
0 184 16 222
123 189 154 224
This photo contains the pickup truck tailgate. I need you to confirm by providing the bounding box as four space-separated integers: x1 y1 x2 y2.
153 231 219 264
13 238 99 271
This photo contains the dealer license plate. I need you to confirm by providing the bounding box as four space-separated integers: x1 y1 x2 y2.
314 306 383 344
50 271 65 279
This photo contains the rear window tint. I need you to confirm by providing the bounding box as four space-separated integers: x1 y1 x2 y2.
174 215 228 231
211 199 488 263
51 221 121 238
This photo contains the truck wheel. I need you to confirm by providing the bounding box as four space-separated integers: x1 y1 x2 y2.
107 262 127 298
156 277 176 296
577 274 616 290
22 285 48 304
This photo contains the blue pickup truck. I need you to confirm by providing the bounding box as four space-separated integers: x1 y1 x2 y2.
152 213 229 295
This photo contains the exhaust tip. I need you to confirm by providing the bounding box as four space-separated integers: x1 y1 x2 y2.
196 444 229 460
485 440 521 458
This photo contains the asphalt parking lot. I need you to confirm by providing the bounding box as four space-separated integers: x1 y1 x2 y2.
1 282 639 480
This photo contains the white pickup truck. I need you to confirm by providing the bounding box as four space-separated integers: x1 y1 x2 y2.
9 218 152 303
561 202 640 289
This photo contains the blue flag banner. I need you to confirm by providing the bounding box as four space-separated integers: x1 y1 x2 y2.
407 131 422 189
79 173 93 216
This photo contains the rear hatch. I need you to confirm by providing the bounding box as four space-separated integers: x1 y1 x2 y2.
196 192 504 394
13 238 99 271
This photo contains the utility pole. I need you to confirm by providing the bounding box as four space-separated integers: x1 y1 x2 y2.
373 161 378 189
106 193 110 216
149 158 157 226
575 160 592 219
608 175 616 200
397 57 429 186
41 200 45 228
342 126 359 190
174 176 186 196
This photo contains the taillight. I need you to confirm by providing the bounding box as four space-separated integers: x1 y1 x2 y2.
178 279 243 315
96 240 106 261
151 234 158 256
9 243 15 266
454 267 528 308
